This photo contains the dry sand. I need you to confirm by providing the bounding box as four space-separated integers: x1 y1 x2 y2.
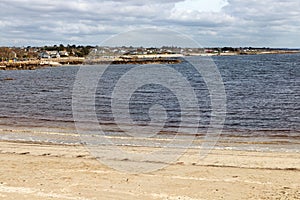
0 141 299 200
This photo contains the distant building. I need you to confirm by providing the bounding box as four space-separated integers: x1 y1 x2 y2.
48 51 60 58
38 52 50 59
10 51 17 58
59 51 69 57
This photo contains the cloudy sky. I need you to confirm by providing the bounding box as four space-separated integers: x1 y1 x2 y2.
0 0 299 47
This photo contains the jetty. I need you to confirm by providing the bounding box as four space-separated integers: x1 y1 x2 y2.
85 57 182 65
0 57 85 70
0 56 182 70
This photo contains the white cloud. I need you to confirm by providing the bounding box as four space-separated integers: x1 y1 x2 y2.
168 9 235 26
0 0 299 47
175 0 228 12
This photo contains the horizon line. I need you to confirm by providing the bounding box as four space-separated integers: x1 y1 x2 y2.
1 45 300 50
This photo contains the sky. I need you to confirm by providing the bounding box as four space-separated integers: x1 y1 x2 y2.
0 0 300 47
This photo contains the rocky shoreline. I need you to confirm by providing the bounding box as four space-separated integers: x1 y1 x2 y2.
85 57 182 65
0 57 85 70
0 57 182 70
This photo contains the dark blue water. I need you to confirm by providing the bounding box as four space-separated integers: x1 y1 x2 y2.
0 54 299 138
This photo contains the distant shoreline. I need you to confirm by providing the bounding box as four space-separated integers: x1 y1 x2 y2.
1 51 300 70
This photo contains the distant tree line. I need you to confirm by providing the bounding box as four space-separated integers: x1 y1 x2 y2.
41 44 95 57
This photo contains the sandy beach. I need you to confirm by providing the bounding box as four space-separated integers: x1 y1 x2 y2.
0 140 299 200
0 52 299 199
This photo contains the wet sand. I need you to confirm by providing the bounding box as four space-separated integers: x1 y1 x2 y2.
0 140 299 200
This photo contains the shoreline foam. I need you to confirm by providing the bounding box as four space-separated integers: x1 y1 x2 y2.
0 125 299 153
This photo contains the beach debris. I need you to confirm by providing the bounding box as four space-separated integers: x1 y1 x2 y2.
1 77 15 81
